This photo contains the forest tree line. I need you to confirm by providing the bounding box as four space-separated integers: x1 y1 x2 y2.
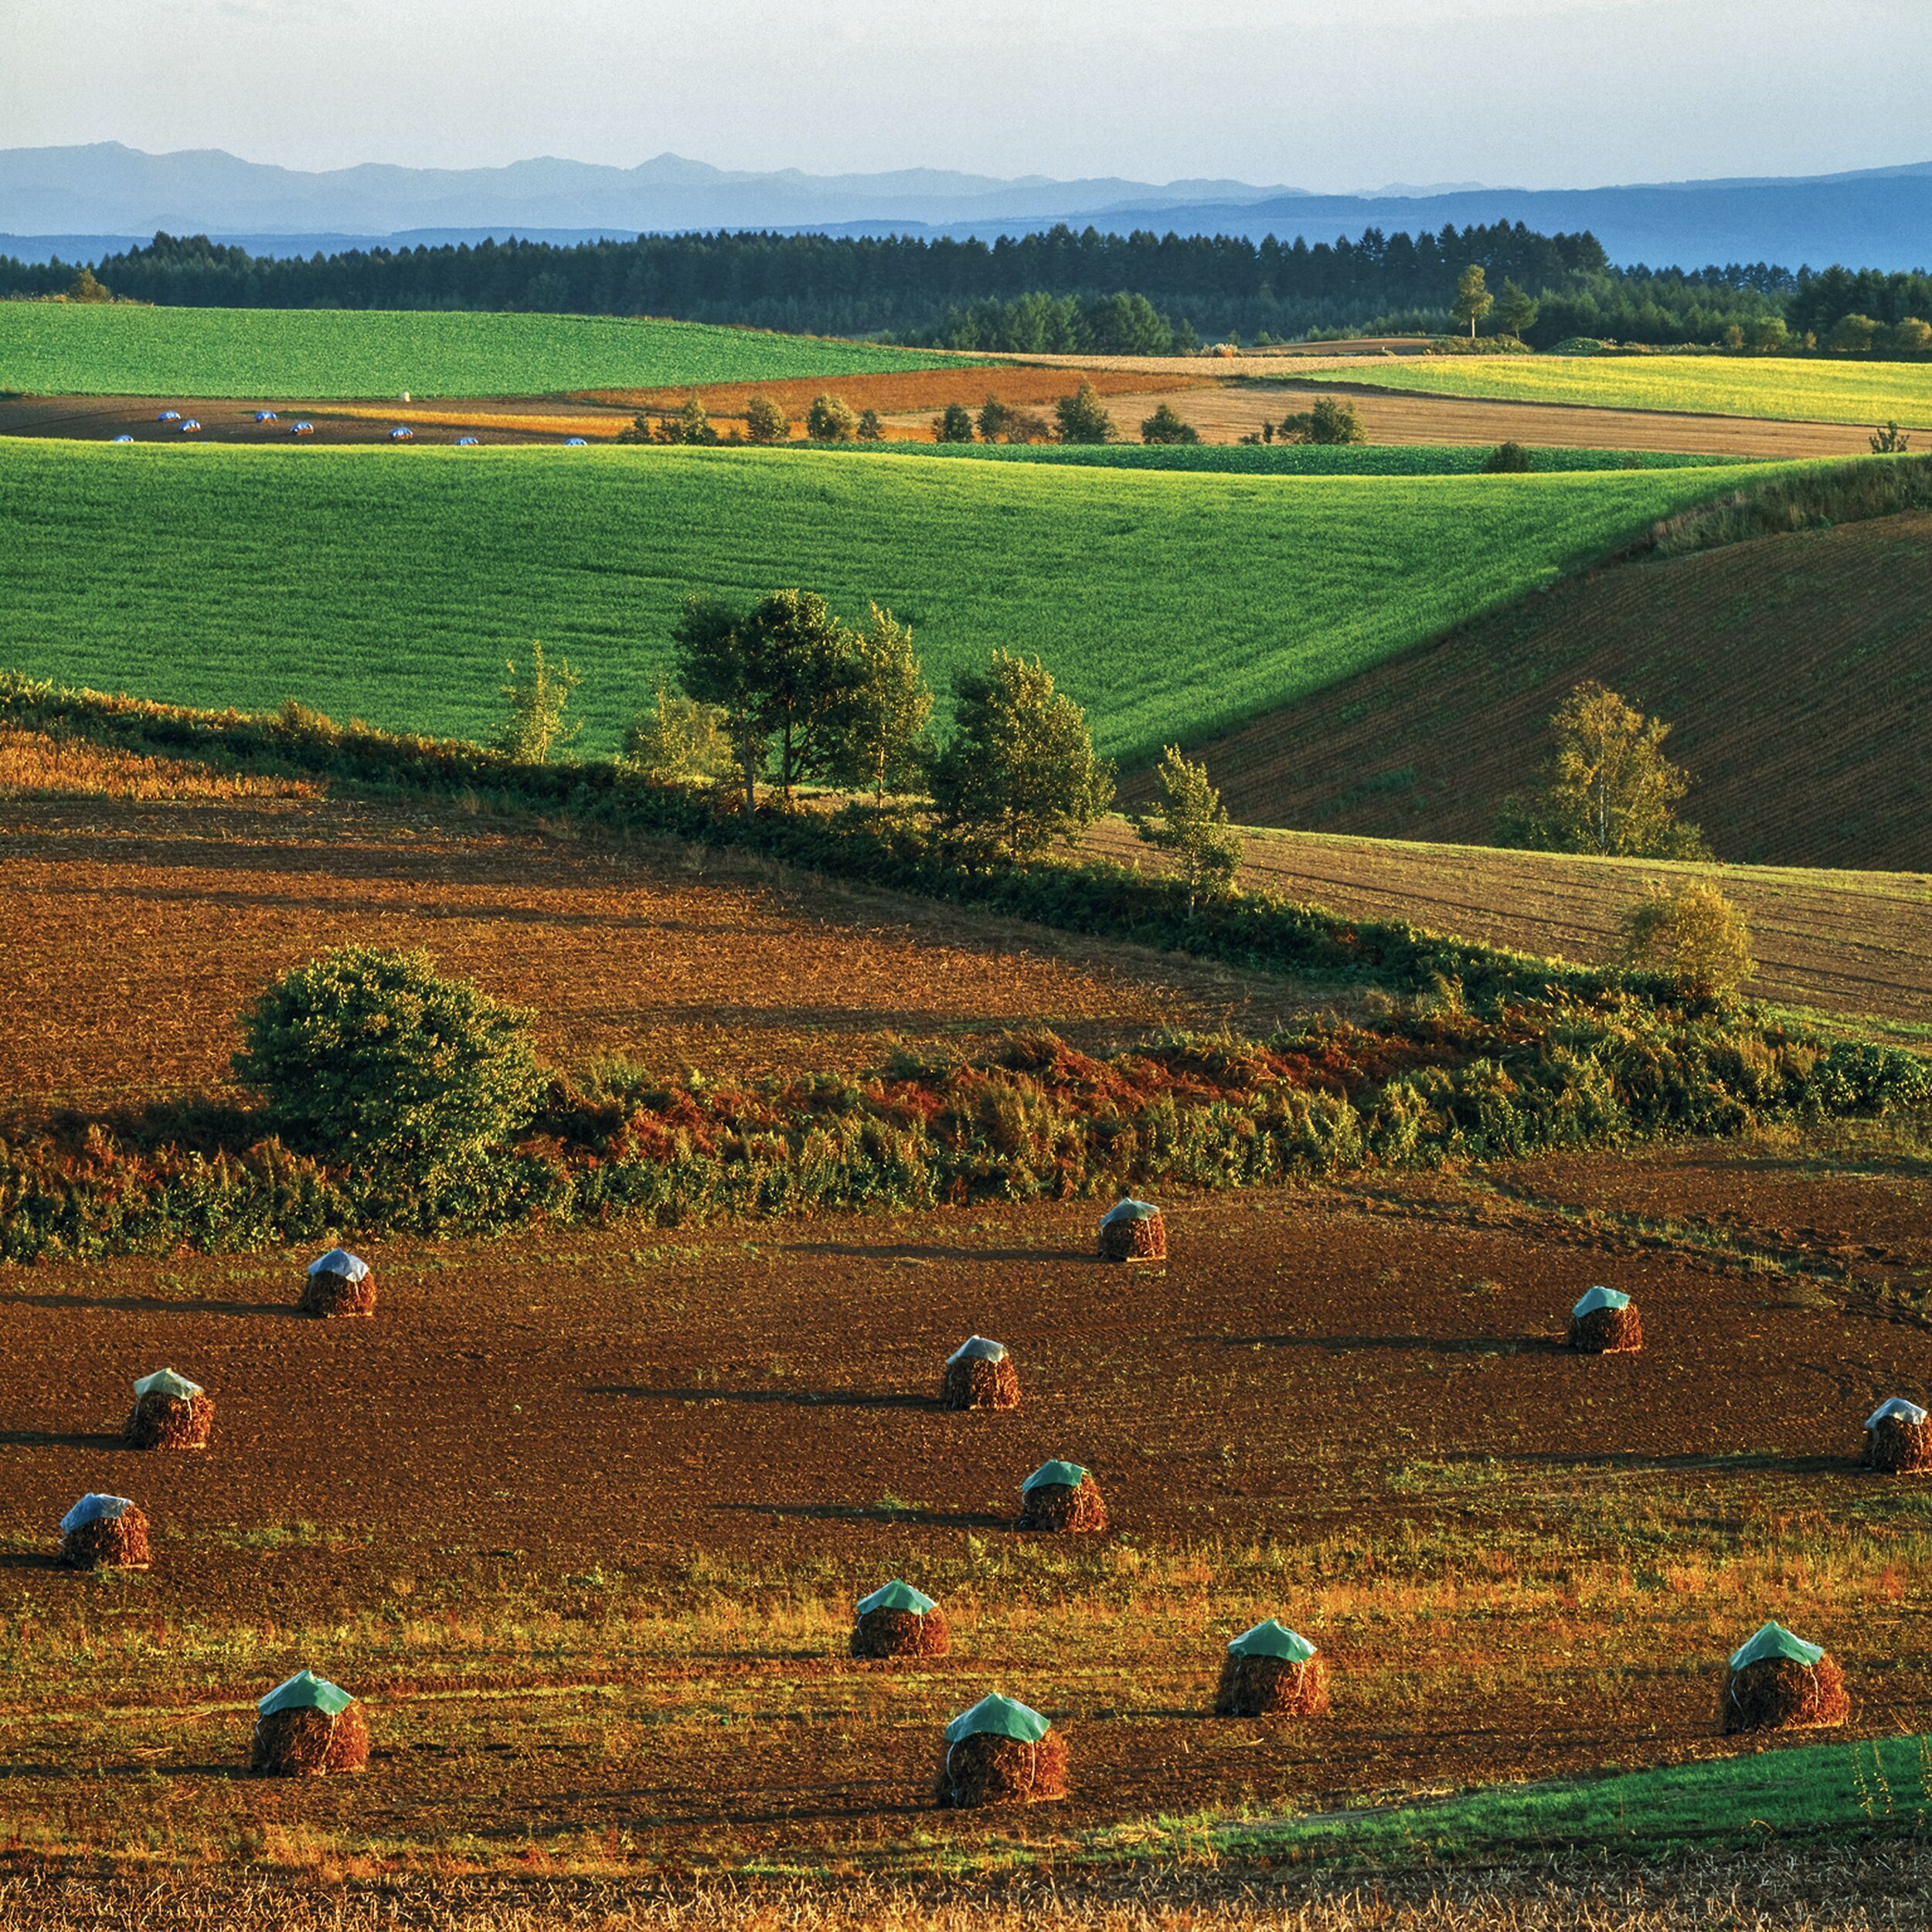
4 219 1910 350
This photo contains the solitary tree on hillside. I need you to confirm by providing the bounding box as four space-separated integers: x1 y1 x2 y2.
828 604 933 803
930 652 1115 863
493 642 581 763
1451 264 1495 338
1499 682 1708 859
1132 747 1242 908
1054 379 1118 445
1496 277 1539 339
1140 403 1200 445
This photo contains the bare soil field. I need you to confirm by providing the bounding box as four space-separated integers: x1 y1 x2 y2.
1168 512 1932 872
0 790 1310 1117
1 1131 1929 1872
1088 820 1932 1033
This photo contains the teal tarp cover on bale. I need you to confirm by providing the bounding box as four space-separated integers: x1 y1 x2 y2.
947 1336 1006 1366
1022 1460 1088 1494
944 1694 1050 1745
1228 1618 1318 1662
259 1668 355 1717
308 1247 368 1282
133 1369 202 1402
1099 1199 1160 1229
1868 1397 1929 1429
858 1580 937 1617
1730 1622 1825 1672
60 1495 134 1535
1572 1285 1631 1318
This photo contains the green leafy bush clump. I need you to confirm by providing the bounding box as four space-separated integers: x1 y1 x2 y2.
233 947 547 1185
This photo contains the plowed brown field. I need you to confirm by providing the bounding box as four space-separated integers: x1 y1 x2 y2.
2 1134 1929 1870
0 793 1315 1117
1169 512 1932 871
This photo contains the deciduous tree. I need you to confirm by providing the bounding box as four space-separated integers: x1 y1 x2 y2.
492 641 581 762
743 395 789 444
1054 379 1118 445
933 401 975 442
1496 277 1539 338
1132 746 1241 906
621 674 733 786
1620 880 1754 998
806 393 859 440
828 604 933 802
1451 264 1494 338
1140 402 1199 445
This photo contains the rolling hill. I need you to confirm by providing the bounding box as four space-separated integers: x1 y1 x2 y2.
1173 510 1932 870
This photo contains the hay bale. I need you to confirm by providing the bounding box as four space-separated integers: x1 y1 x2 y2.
298 1247 376 1318
60 1495 151 1570
1214 1620 1329 1717
251 1702 371 1775
1864 1400 1932 1475
1097 1199 1166 1263
1568 1286 1641 1354
1719 1623 1849 1735
941 1336 1019 1412
852 1605 952 1658
1016 1461 1107 1533
124 1371 213 1450
250 1669 368 1774
934 1696 1066 1807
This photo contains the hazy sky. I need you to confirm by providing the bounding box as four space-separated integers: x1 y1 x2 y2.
8 0 1930 188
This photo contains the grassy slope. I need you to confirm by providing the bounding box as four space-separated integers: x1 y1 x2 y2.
821 442 1742 474
0 304 959 399
0 440 1781 761
1300 354 1932 427
1171 510 1932 870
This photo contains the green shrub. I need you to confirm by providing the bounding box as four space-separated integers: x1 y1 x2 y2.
233 947 546 1184
1619 881 1755 998
1484 440 1532 474
806 393 858 440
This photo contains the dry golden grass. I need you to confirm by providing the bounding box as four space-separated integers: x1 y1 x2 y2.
0 727 319 801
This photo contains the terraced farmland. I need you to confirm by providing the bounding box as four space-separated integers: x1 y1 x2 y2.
1297 353 1932 428
0 302 963 399
0 440 1780 760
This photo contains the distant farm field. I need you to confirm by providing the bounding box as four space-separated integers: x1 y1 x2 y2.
0 303 962 398
0 441 1777 760
839 442 1743 474
1300 355 1932 427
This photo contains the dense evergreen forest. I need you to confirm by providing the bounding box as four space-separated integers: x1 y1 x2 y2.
1 222 1914 351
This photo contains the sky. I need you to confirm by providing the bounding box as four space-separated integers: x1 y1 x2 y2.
6 0 1931 189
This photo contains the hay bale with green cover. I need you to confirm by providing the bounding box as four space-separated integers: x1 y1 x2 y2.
941 1336 1019 1411
1214 1619 1330 1718
250 1669 369 1775
1097 1199 1166 1263
1863 1398 1932 1475
1568 1285 1642 1354
1016 1459 1107 1533
1719 1623 1849 1735
60 1494 151 1570
934 1694 1067 1807
851 1580 951 1659
124 1369 213 1450
298 1247 376 1318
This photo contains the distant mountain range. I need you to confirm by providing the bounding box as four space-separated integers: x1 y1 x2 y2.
3 143 1930 271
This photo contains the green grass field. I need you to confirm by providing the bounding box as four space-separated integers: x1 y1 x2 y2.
0 441 1780 760
1300 353 1932 427
0 304 961 399
832 441 1743 474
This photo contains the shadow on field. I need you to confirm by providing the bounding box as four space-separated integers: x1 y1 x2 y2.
0 1429 128 1451
1472 1448 1849 1477
589 1385 937 1413
0 1553 64 1571
0 1290 291 1319
786 1240 1092 1266
710 1502 1007 1529
1213 1333 1566 1356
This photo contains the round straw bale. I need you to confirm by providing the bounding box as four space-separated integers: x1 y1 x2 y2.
1719 1653 1849 1734
1214 1651 1331 1718
852 1605 951 1659
933 1727 1069 1807
251 1701 370 1775
1097 1205 1166 1263
1865 1413 1932 1475
941 1352 1019 1412
298 1265 377 1318
125 1390 214 1451
61 1508 151 1570
1015 1474 1107 1534
1568 1302 1643 1354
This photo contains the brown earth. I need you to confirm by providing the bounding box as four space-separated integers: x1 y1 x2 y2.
1087 820 1932 1032
0 792 1314 1117
1 1136 1929 1868
1164 512 1932 871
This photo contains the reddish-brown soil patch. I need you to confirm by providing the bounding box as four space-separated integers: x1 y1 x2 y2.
0 794 1307 1116
1152 511 1932 872
1 1139 1927 1864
